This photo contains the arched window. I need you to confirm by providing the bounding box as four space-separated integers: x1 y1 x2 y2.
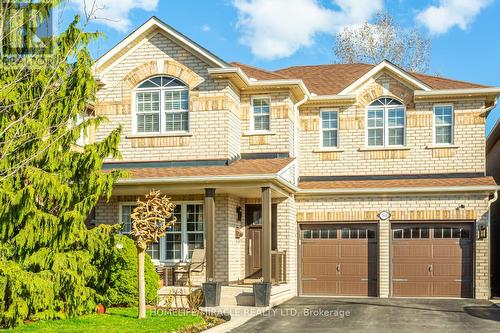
366 97 405 147
134 76 189 134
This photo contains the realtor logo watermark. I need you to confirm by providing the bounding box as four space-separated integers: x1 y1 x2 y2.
2 1 55 56
150 307 351 319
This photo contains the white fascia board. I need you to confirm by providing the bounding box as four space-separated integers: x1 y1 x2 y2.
338 60 432 95
208 67 311 96
297 185 500 196
94 17 228 72
115 173 299 193
414 88 500 97
308 94 357 102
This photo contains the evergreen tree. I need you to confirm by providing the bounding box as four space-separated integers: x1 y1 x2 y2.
0 1 123 327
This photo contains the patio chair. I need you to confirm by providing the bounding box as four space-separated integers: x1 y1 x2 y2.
173 248 205 286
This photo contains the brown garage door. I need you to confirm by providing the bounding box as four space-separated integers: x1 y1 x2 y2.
391 223 473 298
301 224 378 296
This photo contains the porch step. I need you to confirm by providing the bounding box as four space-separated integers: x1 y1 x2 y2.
220 286 255 306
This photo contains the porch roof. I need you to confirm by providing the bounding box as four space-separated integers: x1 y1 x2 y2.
111 157 294 179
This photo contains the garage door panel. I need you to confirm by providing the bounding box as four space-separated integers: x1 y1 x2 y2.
393 243 432 258
393 281 431 297
392 263 431 278
301 224 377 297
302 280 339 295
432 282 471 298
302 244 339 259
302 263 337 277
391 223 472 298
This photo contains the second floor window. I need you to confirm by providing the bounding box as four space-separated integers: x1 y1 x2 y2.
321 110 338 148
251 97 270 131
366 97 405 147
134 76 189 134
434 105 453 144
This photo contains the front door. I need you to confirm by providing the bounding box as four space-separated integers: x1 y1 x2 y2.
245 204 277 278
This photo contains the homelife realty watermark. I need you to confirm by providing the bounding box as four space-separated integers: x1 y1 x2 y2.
1 1 55 57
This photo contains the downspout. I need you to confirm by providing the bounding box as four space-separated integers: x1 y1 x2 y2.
292 94 309 185
487 189 498 299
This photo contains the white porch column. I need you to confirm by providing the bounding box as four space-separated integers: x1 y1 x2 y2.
204 188 216 281
261 186 272 283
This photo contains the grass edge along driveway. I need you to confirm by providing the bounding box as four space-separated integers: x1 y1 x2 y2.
5 307 206 333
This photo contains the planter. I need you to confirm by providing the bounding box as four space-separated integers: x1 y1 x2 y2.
253 282 272 307
202 282 221 307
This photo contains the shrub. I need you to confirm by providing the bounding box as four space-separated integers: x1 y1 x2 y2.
101 236 158 306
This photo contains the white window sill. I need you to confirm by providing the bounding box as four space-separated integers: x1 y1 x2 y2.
243 130 276 136
359 146 411 152
126 132 192 139
313 148 344 153
426 144 459 149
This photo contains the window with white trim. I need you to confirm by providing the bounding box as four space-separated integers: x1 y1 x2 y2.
434 105 453 144
119 202 204 263
251 97 270 131
134 76 189 134
321 110 338 148
366 97 405 147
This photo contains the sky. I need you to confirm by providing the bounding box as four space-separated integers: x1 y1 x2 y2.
61 0 500 135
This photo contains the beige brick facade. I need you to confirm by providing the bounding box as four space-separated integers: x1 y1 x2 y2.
92 24 495 300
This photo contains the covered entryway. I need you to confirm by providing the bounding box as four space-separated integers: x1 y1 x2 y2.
391 223 473 298
300 224 378 296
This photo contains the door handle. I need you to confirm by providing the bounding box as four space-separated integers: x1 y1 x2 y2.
336 263 341 273
248 239 252 256
428 264 433 273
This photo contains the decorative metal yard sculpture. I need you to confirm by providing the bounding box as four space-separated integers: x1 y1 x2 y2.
130 190 176 318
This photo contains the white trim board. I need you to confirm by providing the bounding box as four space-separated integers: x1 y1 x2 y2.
94 16 228 72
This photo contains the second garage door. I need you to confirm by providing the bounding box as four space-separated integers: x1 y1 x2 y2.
391 223 473 298
301 224 378 296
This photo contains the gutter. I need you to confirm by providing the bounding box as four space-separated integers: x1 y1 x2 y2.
414 88 500 98
488 190 499 208
296 185 500 196
115 174 300 193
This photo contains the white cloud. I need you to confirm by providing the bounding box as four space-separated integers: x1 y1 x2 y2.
232 0 383 60
416 0 493 35
70 0 158 32
202 24 211 32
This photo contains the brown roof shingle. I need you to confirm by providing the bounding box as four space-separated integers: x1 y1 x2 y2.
229 62 489 95
115 158 294 179
300 176 497 190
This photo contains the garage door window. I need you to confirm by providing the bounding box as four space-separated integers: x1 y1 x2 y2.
303 228 337 239
341 227 375 239
434 226 470 239
393 226 429 239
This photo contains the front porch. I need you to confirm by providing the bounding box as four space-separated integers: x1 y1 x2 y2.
95 159 298 306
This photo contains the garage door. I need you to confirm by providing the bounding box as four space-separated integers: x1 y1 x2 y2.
391 223 473 298
301 224 378 296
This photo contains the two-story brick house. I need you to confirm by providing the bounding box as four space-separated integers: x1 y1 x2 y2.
92 17 499 302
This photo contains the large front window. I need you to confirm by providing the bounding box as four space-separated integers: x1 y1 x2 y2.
134 76 189 134
366 97 405 147
119 202 203 262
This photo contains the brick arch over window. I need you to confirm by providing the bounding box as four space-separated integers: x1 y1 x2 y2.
124 59 204 90
356 74 415 109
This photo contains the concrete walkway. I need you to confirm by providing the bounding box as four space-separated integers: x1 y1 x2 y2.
230 297 500 333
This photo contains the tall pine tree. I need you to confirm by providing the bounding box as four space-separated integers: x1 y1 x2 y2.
0 1 124 327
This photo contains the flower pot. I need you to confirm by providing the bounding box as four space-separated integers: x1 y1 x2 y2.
253 282 272 307
202 282 221 307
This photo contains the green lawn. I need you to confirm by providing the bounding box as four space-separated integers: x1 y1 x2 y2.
6 307 206 333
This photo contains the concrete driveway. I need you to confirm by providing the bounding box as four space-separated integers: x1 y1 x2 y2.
231 297 500 333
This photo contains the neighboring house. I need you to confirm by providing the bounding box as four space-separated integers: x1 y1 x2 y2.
487 119 500 297
92 16 500 301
